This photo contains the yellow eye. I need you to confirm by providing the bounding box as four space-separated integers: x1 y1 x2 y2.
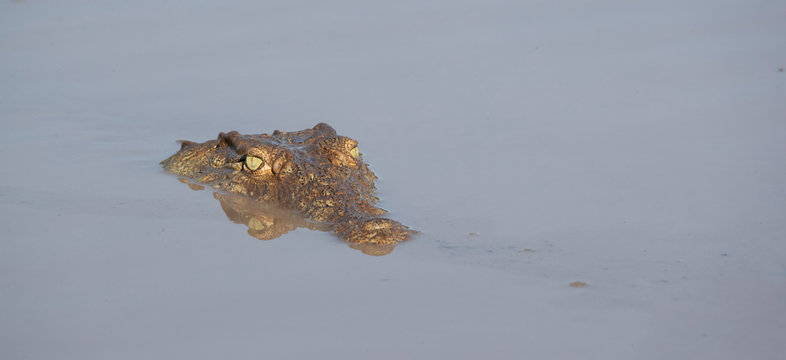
245 155 264 171
350 146 359 159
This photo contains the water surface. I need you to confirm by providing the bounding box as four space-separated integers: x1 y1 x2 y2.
2 1 785 359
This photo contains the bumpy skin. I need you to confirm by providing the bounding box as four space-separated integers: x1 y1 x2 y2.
161 123 411 252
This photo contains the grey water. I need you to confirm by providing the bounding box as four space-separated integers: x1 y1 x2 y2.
2 1 785 359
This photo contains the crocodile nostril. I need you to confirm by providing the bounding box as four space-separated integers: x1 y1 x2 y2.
217 131 240 149
177 140 197 150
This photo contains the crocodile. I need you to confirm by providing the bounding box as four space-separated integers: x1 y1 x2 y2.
161 123 412 255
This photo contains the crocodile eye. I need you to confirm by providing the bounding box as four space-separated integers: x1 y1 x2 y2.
245 155 264 171
350 146 359 159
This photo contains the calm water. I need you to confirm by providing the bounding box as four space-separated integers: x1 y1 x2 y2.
2 1 785 359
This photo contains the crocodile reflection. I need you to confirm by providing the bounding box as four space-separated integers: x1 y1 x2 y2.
177 183 397 256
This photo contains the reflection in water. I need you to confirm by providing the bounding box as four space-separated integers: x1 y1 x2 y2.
180 178 397 256
214 191 331 240
178 177 204 191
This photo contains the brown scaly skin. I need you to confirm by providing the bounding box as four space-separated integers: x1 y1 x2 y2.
161 123 412 254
